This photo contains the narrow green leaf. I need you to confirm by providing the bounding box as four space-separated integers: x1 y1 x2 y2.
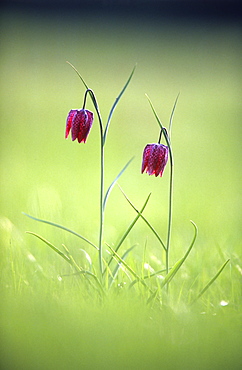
78 270 105 295
168 92 180 137
144 269 167 280
26 231 71 264
160 258 184 289
66 61 89 89
61 243 83 273
160 220 198 289
119 185 167 251
145 94 172 156
105 193 151 270
23 213 98 250
79 248 93 269
109 245 136 286
103 64 136 144
129 269 167 289
66 63 102 129
107 246 160 301
180 220 198 263
192 259 230 304
107 245 145 285
61 268 105 296
103 157 134 211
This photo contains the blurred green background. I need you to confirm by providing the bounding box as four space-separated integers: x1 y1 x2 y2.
1 2 241 369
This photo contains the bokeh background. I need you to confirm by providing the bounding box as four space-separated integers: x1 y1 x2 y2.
1 1 241 369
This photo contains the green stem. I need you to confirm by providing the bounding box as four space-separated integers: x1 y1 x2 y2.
67 62 107 278
82 89 89 109
99 135 105 275
165 94 179 275
86 89 104 276
145 94 177 280
166 146 174 275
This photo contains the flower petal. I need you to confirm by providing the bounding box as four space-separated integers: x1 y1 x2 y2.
65 109 77 139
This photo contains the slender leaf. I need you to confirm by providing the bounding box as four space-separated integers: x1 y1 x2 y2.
145 94 172 155
144 269 167 280
26 231 71 264
79 248 93 270
107 246 161 302
168 92 180 136
103 157 134 211
66 61 89 89
107 245 147 287
61 243 83 273
66 63 103 130
109 245 136 287
119 185 167 251
129 268 167 289
103 64 136 144
23 212 98 250
159 220 198 289
105 193 151 270
160 257 185 289
191 259 230 304
180 220 198 264
76 270 105 295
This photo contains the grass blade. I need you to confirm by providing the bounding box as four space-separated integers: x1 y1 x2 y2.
160 220 198 289
107 245 146 286
191 259 230 304
180 220 198 263
61 243 83 273
129 269 167 289
103 157 134 211
145 94 172 151
23 212 98 250
26 231 71 264
119 185 167 251
103 64 136 144
66 61 89 89
105 193 151 271
66 63 102 124
107 246 160 302
168 92 180 136
109 245 136 287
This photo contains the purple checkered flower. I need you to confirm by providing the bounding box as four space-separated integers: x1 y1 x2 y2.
65 109 93 143
141 143 168 177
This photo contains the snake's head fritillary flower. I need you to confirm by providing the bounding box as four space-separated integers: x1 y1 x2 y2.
141 143 169 177
65 109 94 143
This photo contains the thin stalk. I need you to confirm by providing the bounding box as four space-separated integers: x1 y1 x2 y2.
82 89 89 109
166 145 174 275
86 89 104 276
145 94 174 276
158 126 173 274
67 63 135 279
166 94 179 273
99 135 105 275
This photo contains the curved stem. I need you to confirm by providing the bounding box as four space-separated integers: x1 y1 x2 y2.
67 61 106 278
145 94 177 290
82 89 89 109
158 130 162 144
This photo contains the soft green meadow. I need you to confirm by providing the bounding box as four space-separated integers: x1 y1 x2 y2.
1 10 241 369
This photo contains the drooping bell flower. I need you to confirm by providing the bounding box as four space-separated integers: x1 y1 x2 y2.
65 109 94 143
141 143 169 177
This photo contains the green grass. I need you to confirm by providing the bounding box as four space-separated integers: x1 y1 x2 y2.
1 10 242 369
